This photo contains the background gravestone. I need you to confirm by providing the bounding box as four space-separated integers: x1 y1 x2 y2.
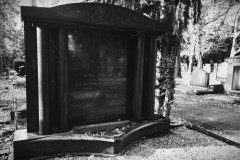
216 62 228 82
190 69 209 87
203 64 210 73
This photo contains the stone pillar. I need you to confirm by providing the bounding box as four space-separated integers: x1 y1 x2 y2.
6 68 10 79
37 27 50 134
146 36 157 120
132 35 145 121
25 22 39 133
58 29 68 132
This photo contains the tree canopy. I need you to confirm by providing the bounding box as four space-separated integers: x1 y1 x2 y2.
0 0 24 69
181 0 240 66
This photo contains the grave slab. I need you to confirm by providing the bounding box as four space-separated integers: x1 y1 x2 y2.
14 119 170 160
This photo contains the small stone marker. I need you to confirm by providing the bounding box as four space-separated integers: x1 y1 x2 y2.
190 69 209 87
203 64 210 73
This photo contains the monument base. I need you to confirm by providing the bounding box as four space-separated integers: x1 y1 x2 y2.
14 119 170 160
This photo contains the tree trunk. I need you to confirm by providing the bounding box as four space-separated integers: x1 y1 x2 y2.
197 52 203 69
189 25 196 74
0 55 3 73
230 7 240 57
230 32 240 57
32 0 36 7
175 47 182 78
188 55 194 74
194 23 202 68
162 89 171 119
155 50 161 115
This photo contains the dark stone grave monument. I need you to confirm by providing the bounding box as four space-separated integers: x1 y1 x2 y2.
14 3 172 159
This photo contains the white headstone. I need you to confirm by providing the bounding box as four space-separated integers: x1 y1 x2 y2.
216 62 228 82
203 64 211 73
190 69 209 87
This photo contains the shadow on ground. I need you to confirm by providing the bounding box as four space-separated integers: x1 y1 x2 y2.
172 72 240 144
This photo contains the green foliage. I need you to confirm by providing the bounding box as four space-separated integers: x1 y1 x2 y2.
182 0 240 64
156 33 177 115
202 37 232 63
13 58 25 72
134 0 161 18
0 0 24 69
192 0 202 24
134 0 202 116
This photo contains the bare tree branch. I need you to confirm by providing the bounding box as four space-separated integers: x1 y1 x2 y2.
233 6 240 33
222 7 229 23
216 0 228 6
230 7 240 56
203 0 237 26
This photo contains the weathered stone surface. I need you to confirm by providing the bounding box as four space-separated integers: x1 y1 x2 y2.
190 69 209 87
232 67 240 90
224 56 240 92
216 62 228 82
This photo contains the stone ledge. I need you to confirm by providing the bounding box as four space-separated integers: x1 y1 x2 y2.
14 119 170 160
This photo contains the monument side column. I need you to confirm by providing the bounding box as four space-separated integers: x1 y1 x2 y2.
58 29 68 132
132 34 145 121
37 27 50 134
146 36 157 120
25 22 39 132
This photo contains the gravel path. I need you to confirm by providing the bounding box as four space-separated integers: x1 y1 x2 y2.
0 75 27 160
51 126 240 160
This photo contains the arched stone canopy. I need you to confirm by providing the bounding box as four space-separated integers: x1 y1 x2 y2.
21 3 172 34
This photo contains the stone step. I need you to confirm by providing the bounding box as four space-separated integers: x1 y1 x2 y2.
228 90 240 104
14 119 170 159
229 90 240 96
208 84 224 93
195 89 215 95
195 84 224 95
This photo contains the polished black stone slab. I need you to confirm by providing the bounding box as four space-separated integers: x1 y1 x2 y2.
67 29 130 125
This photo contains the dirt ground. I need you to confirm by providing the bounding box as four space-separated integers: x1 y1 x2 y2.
0 75 26 160
171 73 240 121
1 73 240 160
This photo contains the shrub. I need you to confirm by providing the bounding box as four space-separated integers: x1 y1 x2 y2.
9 69 17 75
13 58 25 74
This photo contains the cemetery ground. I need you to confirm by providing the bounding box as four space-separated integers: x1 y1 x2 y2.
1 73 240 159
